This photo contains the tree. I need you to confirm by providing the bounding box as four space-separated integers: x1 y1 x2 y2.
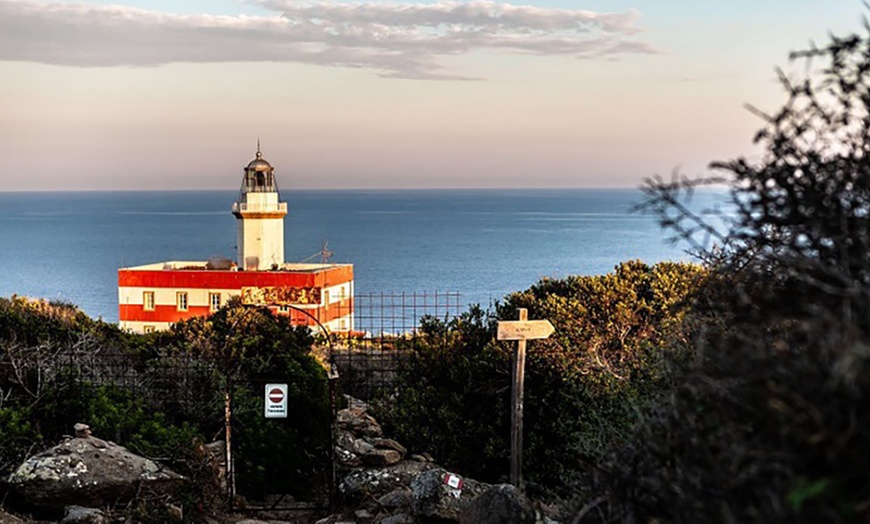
597 20 870 523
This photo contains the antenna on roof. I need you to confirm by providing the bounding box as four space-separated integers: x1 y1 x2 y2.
320 241 333 264
297 241 334 264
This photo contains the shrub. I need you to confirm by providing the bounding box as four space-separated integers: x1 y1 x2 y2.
0 296 331 513
595 18 870 523
377 261 704 497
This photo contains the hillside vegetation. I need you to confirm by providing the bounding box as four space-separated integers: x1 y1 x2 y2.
0 296 330 518
376 260 705 497
593 22 870 523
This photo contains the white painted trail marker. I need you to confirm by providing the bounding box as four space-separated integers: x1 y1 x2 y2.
443 473 464 499
497 309 554 490
264 383 288 418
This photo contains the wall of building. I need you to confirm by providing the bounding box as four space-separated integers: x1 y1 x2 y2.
118 263 354 335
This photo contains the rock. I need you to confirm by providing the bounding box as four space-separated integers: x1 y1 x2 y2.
380 513 413 524
362 449 402 467
235 519 290 524
8 434 186 508
73 423 92 439
0 508 28 523
355 508 374 520
411 468 490 522
377 488 412 510
353 438 376 456
336 447 364 469
61 506 107 524
459 484 535 524
337 407 383 438
167 503 184 522
372 438 407 457
337 429 357 452
340 460 436 501
346 395 370 411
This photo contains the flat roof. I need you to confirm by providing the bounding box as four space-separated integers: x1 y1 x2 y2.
121 260 352 273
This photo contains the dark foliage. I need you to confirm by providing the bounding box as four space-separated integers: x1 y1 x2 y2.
596 20 870 523
0 296 330 518
376 262 703 498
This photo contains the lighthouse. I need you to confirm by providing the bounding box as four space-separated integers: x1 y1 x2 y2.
232 143 288 271
117 142 355 334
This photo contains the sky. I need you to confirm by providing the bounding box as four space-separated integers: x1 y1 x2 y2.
0 0 864 190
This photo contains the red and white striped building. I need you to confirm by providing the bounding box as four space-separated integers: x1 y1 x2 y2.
118 145 354 334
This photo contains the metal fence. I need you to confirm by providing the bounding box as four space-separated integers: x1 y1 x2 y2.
331 292 463 399
1 292 464 511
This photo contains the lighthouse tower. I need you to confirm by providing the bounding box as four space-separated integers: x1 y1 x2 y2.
232 143 288 270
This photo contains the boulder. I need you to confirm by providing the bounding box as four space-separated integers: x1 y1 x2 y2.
336 407 383 438
8 432 185 508
459 484 535 524
362 449 402 467
377 488 412 510
61 506 107 524
74 424 92 439
340 460 435 501
379 513 413 524
411 468 490 522
336 447 364 469
372 438 407 457
0 508 28 523
353 438 377 456
336 430 357 452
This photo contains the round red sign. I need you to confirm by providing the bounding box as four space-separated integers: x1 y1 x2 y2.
269 388 284 404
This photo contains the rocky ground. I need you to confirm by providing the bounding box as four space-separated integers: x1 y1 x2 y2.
1 399 556 524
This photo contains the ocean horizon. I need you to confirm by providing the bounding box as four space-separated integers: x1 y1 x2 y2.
0 188 728 323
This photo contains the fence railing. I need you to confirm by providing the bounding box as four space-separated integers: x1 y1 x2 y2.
330 291 463 399
0 291 465 509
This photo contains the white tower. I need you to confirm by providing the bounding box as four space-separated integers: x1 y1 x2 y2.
232 143 288 270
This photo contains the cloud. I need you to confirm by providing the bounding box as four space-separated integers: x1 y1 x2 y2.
0 0 656 79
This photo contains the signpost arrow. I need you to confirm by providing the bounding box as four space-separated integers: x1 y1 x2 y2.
497 309 554 490
497 319 555 341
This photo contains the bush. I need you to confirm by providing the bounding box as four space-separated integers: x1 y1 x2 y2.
377 261 704 497
0 296 331 513
594 18 870 523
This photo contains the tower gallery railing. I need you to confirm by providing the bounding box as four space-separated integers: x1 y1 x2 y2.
231 202 288 213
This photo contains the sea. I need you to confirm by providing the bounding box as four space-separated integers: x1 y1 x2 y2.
0 189 728 324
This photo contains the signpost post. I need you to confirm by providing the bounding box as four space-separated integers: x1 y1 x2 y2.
497 308 554 489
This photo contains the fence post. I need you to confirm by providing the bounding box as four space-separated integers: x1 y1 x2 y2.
225 375 234 510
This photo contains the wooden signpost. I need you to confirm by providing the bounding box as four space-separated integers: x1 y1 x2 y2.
497 308 554 489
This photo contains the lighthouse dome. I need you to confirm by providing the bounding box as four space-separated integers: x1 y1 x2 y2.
246 150 273 172
240 143 279 194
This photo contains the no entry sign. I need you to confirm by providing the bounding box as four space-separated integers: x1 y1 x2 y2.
264 383 288 418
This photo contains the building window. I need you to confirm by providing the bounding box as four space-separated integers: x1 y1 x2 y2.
324 290 330 305
340 319 347 330
279 305 290 313
340 286 346 300
209 292 221 312
143 325 155 334
143 291 155 311
177 292 188 311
